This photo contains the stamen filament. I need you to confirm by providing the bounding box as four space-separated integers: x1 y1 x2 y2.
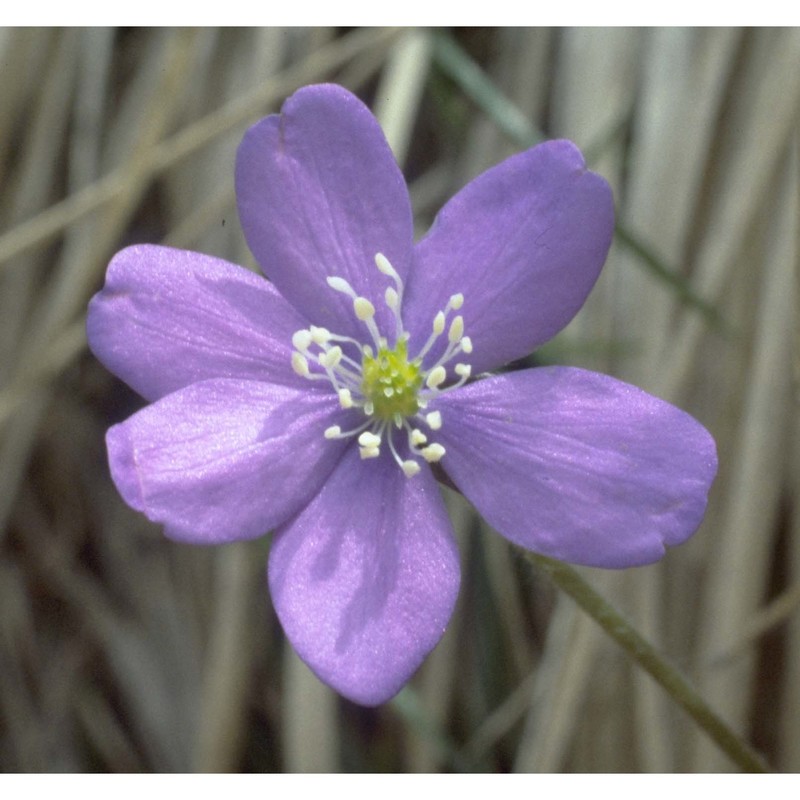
325 418 373 440
374 253 405 341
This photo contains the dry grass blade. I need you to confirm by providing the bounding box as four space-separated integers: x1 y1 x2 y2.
693 128 798 771
0 27 400 272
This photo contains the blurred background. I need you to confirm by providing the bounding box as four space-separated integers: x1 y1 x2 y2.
0 26 798 773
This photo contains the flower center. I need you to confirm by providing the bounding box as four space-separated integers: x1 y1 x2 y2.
290 253 473 477
360 338 422 421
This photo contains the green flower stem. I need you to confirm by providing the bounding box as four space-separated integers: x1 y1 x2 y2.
528 553 770 773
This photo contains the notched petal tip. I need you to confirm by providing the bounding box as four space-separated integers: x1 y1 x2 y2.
281 81 368 112
405 137 615 374
538 138 586 168
235 82 414 338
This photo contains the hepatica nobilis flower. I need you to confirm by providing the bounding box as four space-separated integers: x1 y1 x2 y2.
88 84 717 706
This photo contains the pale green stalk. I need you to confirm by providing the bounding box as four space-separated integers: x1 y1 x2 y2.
528 553 770 773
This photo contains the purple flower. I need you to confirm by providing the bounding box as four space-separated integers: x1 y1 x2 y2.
87 84 717 706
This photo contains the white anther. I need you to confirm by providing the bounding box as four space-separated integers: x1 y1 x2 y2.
426 366 446 389
326 276 356 296
460 336 473 354
432 311 446 336
448 315 464 343
364 400 375 416
375 252 399 279
425 411 442 430
385 286 399 310
309 326 331 345
455 363 471 378
383 387 395 397
291 352 310 377
324 425 341 439
292 330 313 352
362 345 374 358
338 388 353 409
354 296 375 321
402 460 421 478
358 431 382 449
410 429 427 446
421 443 446 463
319 346 343 369
360 446 381 459
450 293 464 310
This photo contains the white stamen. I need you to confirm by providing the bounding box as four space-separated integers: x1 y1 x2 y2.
426 366 446 389
375 252 398 279
385 427 418 478
410 429 427 446
376 253 405 340
421 443 446 463
318 346 343 369
358 431 382 449
292 330 312 352
338 388 353 409
310 326 331 345
448 315 464 343
425 411 442 430
293 252 474 477
291 352 310 377
327 276 356 297
354 296 375 321
402 460 421 478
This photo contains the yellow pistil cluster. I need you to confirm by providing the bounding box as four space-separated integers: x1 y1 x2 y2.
360 339 422 422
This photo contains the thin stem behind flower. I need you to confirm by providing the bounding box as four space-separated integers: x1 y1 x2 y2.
528 552 770 774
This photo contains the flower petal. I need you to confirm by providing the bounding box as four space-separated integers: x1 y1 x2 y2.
87 244 311 402
433 367 717 568
107 379 347 544
236 84 414 340
269 448 460 706
404 141 614 373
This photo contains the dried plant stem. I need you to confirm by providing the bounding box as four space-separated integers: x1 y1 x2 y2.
528 553 770 773
0 26 400 271
373 29 434 166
